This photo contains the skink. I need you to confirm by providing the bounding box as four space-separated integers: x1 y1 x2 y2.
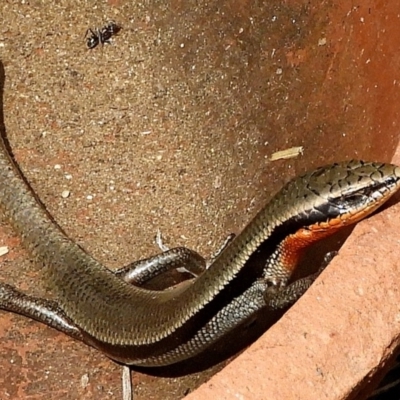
0 120 399 366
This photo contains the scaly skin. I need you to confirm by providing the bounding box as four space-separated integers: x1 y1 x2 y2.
0 122 399 366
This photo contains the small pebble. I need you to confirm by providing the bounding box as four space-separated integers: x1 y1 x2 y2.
80 373 89 388
0 246 9 256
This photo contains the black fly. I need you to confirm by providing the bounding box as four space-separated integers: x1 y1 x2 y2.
85 21 121 49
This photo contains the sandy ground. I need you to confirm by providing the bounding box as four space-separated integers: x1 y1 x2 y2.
0 0 399 399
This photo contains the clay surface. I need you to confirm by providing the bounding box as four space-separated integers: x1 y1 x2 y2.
0 0 399 399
